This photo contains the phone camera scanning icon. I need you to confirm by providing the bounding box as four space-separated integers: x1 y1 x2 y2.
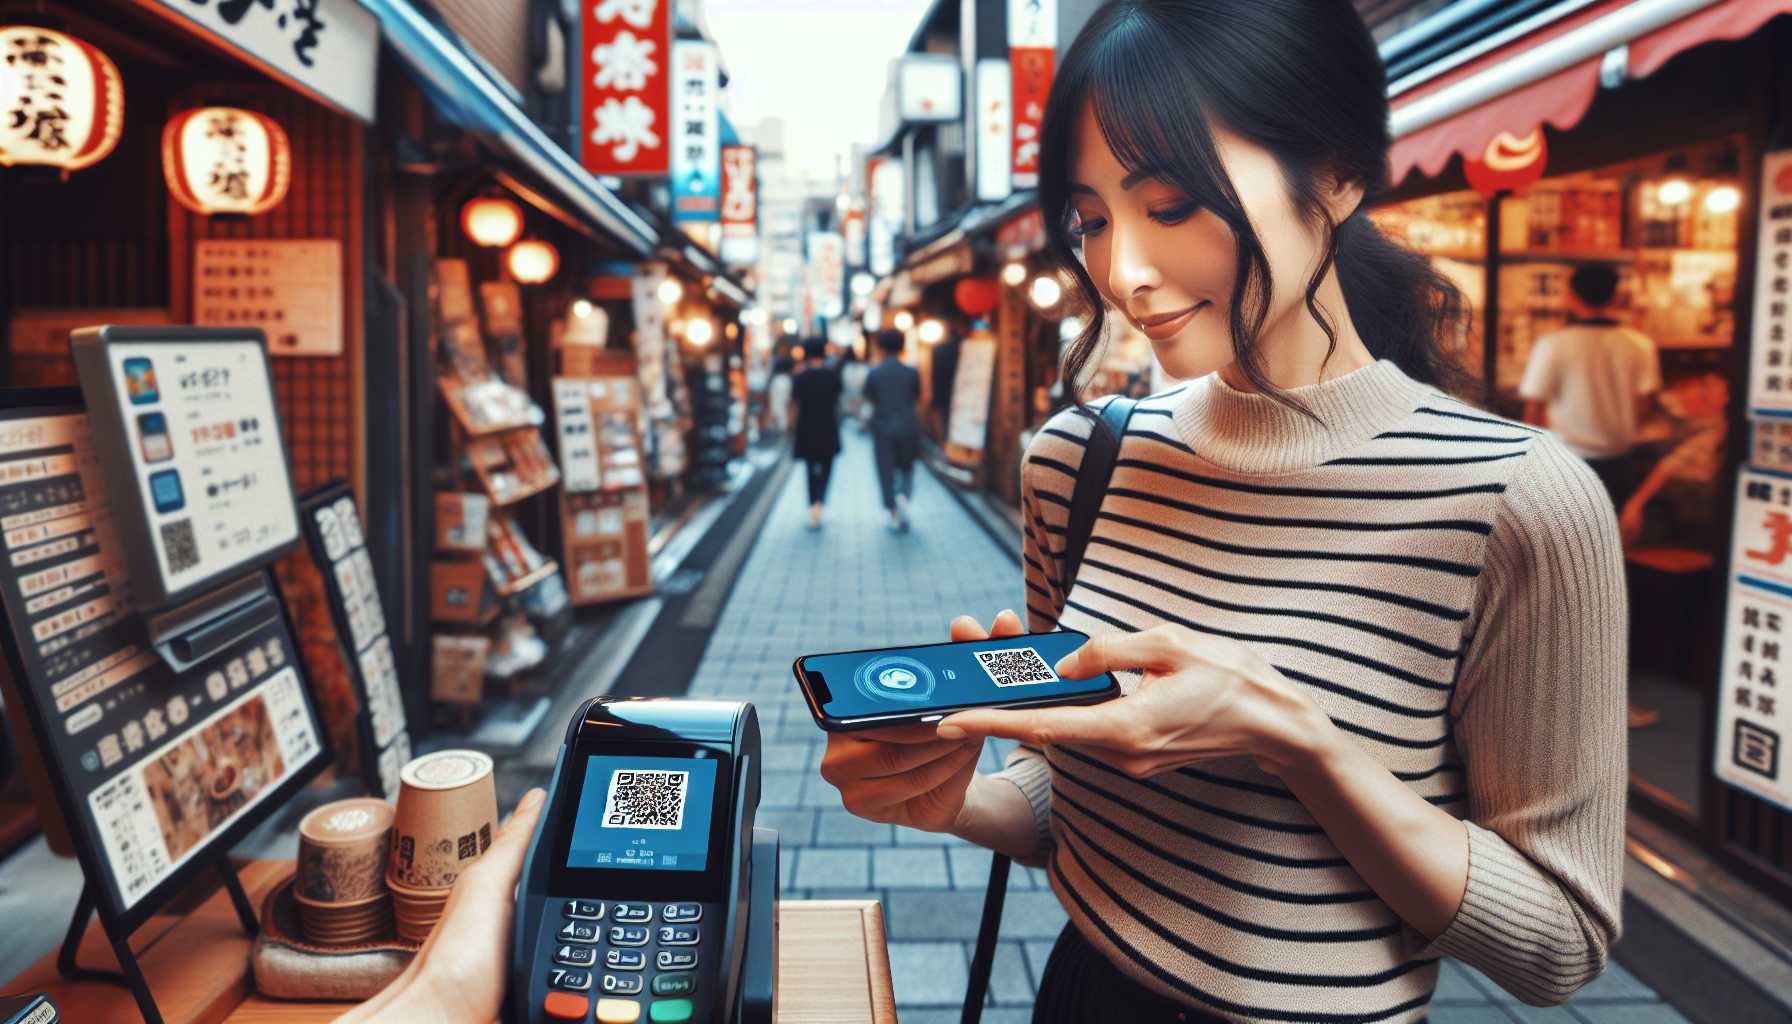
855 656 937 705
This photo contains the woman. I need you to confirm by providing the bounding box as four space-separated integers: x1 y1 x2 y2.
789 337 843 529
818 3 1625 1022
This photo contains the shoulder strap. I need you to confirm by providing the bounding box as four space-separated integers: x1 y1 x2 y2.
1059 397 1138 598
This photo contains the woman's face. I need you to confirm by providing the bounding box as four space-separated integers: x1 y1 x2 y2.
1067 103 1351 383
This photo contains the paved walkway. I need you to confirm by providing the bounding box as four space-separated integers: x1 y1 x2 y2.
686 429 1691 1023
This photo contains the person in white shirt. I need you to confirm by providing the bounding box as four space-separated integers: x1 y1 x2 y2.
1520 263 1661 507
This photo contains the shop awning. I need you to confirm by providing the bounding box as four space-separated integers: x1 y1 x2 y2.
362 0 659 256
1389 0 1792 184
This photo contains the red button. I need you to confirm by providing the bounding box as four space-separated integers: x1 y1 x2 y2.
544 991 589 1020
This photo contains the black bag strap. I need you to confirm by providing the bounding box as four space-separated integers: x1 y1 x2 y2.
960 395 1137 1024
1058 396 1139 599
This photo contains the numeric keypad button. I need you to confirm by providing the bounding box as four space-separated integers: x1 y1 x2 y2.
605 948 646 971
565 899 606 920
660 903 702 923
558 920 600 943
601 973 644 995
554 944 597 967
656 949 698 971
611 902 653 923
550 969 593 991
657 924 700 946
609 924 650 946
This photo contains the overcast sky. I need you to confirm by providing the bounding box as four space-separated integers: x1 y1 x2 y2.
706 0 933 180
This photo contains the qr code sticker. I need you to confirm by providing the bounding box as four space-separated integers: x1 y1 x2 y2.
602 769 688 830
975 647 1060 687
161 519 199 575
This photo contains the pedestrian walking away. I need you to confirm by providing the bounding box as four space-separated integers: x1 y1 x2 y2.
789 337 842 529
862 328 922 532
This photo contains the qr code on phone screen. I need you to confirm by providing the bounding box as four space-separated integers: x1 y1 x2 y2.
602 769 688 829
161 519 199 574
975 647 1059 687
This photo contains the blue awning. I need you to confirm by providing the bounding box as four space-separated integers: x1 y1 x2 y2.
362 0 660 257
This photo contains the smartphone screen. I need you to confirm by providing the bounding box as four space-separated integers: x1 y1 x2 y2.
797 631 1113 725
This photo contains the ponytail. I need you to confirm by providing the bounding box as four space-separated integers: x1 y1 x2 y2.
1332 210 1472 395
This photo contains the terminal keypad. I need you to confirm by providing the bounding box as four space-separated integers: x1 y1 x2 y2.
533 899 717 1023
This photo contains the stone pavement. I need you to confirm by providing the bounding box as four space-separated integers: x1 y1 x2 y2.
685 429 1690 1023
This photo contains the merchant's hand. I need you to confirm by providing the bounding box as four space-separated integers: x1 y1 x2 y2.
937 624 1333 779
335 788 546 1024
817 609 1025 833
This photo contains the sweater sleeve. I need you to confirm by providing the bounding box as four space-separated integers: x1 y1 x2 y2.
1416 435 1628 1005
988 408 1096 862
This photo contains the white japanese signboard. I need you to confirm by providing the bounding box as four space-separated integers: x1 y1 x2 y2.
1747 150 1792 419
144 0 378 123
975 58 1012 203
1717 467 1792 809
670 40 720 222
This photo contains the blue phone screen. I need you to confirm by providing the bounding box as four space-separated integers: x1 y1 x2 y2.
565 755 717 872
802 632 1109 721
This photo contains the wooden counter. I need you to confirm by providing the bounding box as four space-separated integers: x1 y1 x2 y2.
6 861 896 1023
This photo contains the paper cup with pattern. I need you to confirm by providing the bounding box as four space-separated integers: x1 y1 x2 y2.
387 749 497 891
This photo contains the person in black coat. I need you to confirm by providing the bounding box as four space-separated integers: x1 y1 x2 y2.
862 328 923 532
789 338 842 529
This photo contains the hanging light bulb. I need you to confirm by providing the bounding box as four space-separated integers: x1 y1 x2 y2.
1656 178 1693 205
506 238 559 284
893 310 915 332
571 299 595 319
686 318 716 346
1703 185 1741 215
658 277 684 305
1029 275 1063 310
917 319 946 344
163 107 291 216
1001 261 1028 287
461 195 524 247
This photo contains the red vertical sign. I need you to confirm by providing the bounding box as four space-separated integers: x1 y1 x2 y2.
582 0 672 177
1010 48 1053 187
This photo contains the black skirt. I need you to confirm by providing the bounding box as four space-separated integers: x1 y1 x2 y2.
1031 923 1226 1024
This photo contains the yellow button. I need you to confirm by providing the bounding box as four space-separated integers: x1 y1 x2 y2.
597 997 643 1023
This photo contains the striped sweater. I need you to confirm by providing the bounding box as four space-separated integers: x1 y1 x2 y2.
993 359 1626 1022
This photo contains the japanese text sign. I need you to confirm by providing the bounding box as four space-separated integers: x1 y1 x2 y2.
582 0 672 177
1008 0 1056 188
145 0 377 124
670 40 719 222
1748 150 1792 418
720 144 758 265
1719 467 1792 809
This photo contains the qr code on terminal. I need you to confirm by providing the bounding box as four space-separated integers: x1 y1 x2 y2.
975 647 1059 687
602 769 688 830
161 519 199 575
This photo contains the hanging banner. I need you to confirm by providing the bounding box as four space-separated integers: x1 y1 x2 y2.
807 233 845 321
143 0 378 123
581 0 672 177
975 58 1012 203
1009 0 1057 188
1747 150 1792 419
1716 466 1792 810
671 40 720 222
720 144 758 265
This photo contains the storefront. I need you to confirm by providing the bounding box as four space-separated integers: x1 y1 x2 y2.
1369 0 1792 901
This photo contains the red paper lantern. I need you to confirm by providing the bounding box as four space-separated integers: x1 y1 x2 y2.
162 107 291 216
954 277 1000 317
1463 129 1547 199
0 26 123 174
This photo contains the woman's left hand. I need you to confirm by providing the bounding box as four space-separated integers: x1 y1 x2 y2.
936 625 1332 779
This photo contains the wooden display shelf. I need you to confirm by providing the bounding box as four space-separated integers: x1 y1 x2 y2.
481 470 559 508
494 559 559 598
5 861 897 1023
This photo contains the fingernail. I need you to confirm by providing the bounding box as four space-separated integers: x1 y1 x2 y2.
937 725 965 740
1054 657 1072 675
521 788 546 811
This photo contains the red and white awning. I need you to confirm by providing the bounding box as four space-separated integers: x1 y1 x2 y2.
1389 0 1792 185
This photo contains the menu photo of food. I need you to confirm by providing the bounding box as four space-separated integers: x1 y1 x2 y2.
140 695 285 861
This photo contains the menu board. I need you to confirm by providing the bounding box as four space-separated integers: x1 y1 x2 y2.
300 484 411 799
948 334 997 453
70 327 301 611
193 240 344 357
0 395 327 924
1716 466 1792 810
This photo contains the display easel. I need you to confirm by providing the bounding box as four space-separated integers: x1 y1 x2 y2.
0 329 333 1024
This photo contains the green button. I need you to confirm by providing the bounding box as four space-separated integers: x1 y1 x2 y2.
649 997 693 1022
651 974 695 997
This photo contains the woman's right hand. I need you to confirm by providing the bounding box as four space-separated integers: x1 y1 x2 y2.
817 609 1026 833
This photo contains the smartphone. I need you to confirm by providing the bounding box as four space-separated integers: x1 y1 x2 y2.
793 630 1120 731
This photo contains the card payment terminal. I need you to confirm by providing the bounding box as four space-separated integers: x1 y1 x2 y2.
510 697 774 1024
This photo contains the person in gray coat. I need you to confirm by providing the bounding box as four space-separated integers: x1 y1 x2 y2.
862 328 923 532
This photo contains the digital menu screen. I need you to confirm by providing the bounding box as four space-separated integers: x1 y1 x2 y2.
0 404 325 916
73 330 300 608
565 756 717 872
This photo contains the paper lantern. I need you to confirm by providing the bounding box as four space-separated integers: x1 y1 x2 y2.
0 26 123 173
461 195 524 248
162 107 290 216
506 239 559 284
954 277 1000 317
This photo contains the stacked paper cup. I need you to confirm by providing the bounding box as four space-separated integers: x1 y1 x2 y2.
295 797 395 945
386 749 498 943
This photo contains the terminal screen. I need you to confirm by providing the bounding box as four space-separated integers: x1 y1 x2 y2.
566 755 717 872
